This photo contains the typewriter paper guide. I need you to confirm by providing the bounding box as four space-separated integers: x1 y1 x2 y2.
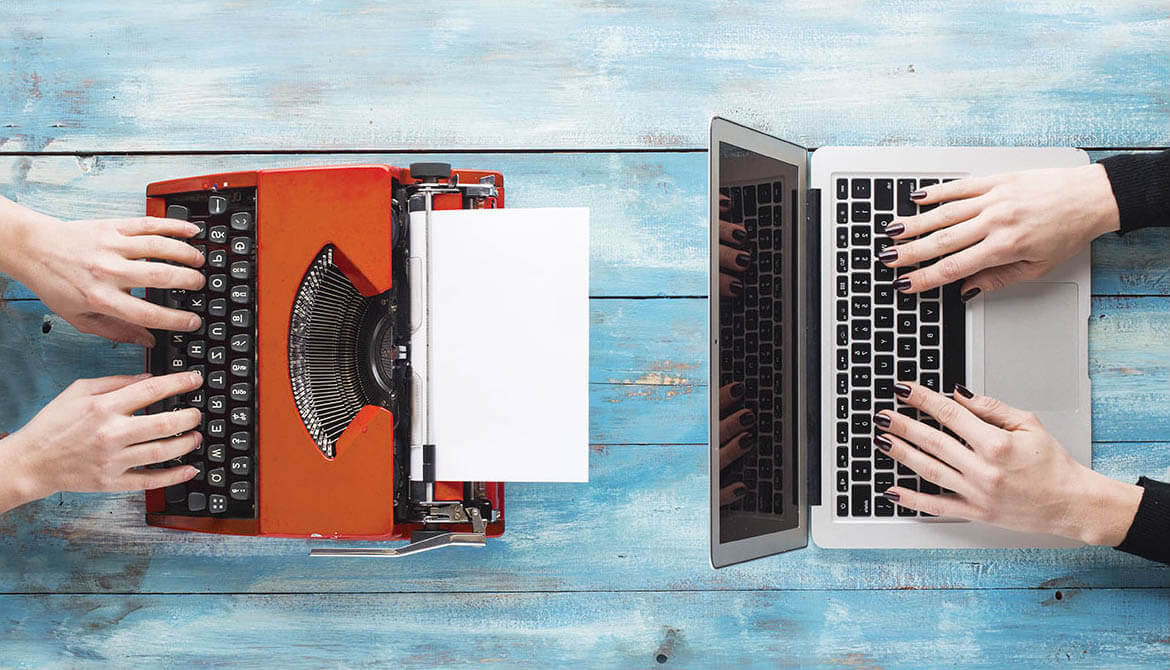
428 207 589 482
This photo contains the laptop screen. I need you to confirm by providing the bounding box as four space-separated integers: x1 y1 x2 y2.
716 142 800 545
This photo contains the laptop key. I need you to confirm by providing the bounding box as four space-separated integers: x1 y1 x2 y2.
851 178 871 200
875 180 894 211
837 496 850 517
851 485 872 516
836 178 849 200
896 178 917 216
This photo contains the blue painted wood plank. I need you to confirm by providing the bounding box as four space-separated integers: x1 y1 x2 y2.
2 2 1167 151
0 441 1165 595
5 296 1170 444
3 153 1169 301
1 589 1167 667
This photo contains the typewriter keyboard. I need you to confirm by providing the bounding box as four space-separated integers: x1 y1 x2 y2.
148 188 258 518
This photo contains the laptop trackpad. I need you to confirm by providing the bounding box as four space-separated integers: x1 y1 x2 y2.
982 282 1079 411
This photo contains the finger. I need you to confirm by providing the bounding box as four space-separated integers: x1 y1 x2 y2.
105 370 204 413
958 260 1049 300
898 242 1006 294
119 259 206 291
121 235 205 268
883 220 985 269
102 291 201 331
719 220 747 248
719 432 753 469
116 463 199 492
719 245 751 273
71 313 155 347
114 216 200 238
118 407 203 445
719 408 755 444
719 273 743 298
875 432 966 493
881 485 981 520
892 381 1006 449
952 384 1034 432
887 195 986 241
71 372 153 395
876 409 980 476
720 483 748 507
909 175 998 206
119 431 202 469
718 382 745 412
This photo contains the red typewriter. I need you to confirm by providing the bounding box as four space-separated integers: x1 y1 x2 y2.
143 163 505 556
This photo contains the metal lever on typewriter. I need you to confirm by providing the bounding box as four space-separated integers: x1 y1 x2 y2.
308 506 487 558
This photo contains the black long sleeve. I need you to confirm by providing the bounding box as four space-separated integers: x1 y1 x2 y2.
1097 150 1170 234
1115 477 1170 565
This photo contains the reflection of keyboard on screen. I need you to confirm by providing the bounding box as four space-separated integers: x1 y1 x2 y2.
831 176 965 519
719 180 785 516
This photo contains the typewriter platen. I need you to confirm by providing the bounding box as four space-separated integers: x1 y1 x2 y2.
144 163 505 554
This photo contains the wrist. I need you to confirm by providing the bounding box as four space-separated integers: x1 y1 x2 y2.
1062 464 1143 546
0 197 51 282
0 431 50 514
1080 163 1121 237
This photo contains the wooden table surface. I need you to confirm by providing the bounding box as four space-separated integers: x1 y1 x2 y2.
1 2 1168 667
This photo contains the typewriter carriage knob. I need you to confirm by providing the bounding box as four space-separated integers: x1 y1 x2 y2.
409 162 452 183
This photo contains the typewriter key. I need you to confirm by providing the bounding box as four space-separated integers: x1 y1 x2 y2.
230 481 251 501
207 468 226 487
230 456 250 475
230 237 252 255
229 431 250 451
208 195 227 215
207 370 226 390
208 298 227 317
209 225 228 244
187 492 206 512
208 249 227 268
207 443 226 463
229 211 252 231
208 494 227 514
207 419 226 439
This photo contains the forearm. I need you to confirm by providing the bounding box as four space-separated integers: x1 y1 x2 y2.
1097 150 1170 234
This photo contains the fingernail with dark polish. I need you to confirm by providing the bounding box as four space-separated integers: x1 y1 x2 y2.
878 248 898 264
874 434 893 452
909 190 927 201
734 484 748 496
893 277 912 291
885 222 905 236
730 280 743 295
730 382 745 398
736 253 750 268
739 412 756 426
960 287 981 303
874 412 891 429
954 383 974 399
883 490 901 501
894 382 912 399
732 229 746 242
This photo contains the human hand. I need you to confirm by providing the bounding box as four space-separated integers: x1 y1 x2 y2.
5 211 205 346
874 381 1142 545
718 193 750 297
880 164 1120 298
0 372 203 514
718 382 755 506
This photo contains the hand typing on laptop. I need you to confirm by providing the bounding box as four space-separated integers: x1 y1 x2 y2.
879 164 1120 298
873 381 1143 547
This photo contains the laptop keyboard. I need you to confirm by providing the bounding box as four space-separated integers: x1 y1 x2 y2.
833 175 966 519
719 180 789 516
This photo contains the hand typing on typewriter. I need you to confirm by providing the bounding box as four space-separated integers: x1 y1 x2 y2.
874 381 1143 546
718 193 750 297
878 164 1120 298
0 196 206 347
0 372 203 514
718 382 755 506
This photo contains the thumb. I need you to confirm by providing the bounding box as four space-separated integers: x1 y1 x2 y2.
958 261 1048 302
71 313 155 347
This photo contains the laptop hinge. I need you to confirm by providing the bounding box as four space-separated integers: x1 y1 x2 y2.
805 187 821 507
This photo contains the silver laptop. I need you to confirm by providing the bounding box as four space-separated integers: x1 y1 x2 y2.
708 117 1092 568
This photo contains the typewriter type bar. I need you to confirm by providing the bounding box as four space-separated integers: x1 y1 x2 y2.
143 163 505 550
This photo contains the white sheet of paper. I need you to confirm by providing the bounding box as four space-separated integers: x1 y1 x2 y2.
428 207 589 482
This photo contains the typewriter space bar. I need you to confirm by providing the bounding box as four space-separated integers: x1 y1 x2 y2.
309 532 485 558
